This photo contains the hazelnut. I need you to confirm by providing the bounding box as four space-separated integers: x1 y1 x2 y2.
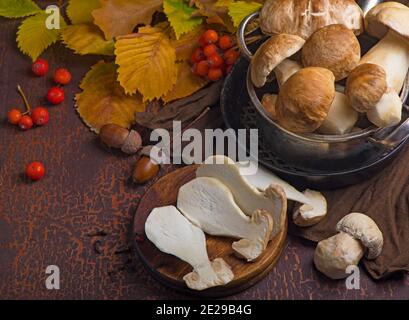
99 124 142 154
133 156 160 184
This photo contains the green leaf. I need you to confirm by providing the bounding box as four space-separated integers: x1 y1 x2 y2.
164 0 203 39
62 24 115 56
0 0 41 18
66 0 101 24
17 12 67 61
228 1 262 27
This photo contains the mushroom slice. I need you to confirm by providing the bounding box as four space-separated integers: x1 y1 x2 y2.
346 2 409 127
235 161 327 227
314 212 383 279
197 156 287 238
177 177 273 262
276 67 336 133
145 206 234 291
302 24 361 81
250 34 305 88
259 0 364 39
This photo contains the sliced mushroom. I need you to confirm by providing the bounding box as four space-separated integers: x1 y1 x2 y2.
145 206 234 291
234 160 327 227
177 177 273 262
346 2 409 127
197 156 287 238
314 212 383 279
302 24 361 81
260 0 364 39
276 67 336 133
250 34 305 88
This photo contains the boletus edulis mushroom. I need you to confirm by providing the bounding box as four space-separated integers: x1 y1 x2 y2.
314 213 383 279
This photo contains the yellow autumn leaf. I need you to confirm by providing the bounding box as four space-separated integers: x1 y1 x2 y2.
92 0 163 40
62 24 115 56
163 0 202 39
228 1 262 27
76 61 145 133
115 26 177 101
66 0 101 24
163 61 209 103
17 11 67 61
171 25 205 61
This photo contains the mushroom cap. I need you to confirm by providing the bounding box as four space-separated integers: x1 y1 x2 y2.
276 67 335 133
251 34 305 88
365 2 409 40
301 24 361 81
260 0 364 40
336 212 384 260
314 232 364 279
345 63 388 113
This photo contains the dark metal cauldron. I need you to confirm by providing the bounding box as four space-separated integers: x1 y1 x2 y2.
236 11 409 172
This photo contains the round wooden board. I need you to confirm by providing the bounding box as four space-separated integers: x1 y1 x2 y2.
133 165 288 298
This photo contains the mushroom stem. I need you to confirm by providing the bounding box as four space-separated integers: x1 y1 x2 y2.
275 59 302 87
361 30 409 93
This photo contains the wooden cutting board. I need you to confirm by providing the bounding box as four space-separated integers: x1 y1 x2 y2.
133 165 288 297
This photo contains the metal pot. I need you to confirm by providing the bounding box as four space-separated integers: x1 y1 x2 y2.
237 11 409 172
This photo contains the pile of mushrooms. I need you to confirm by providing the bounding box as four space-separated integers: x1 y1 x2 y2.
252 0 409 134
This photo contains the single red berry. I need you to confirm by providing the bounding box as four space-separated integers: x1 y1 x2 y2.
31 107 49 126
47 87 65 105
219 35 233 50
196 60 209 77
18 115 33 131
208 53 223 68
224 48 239 65
191 47 205 64
25 162 45 181
208 67 223 81
198 35 208 47
54 68 72 85
32 58 49 77
7 108 23 125
202 29 219 45
203 44 218 57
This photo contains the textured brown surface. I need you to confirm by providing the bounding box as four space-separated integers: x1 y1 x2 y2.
1 14 409 300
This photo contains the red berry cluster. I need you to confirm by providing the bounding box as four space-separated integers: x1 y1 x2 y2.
191 30 239 82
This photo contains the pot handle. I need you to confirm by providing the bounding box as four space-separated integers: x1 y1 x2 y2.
368 114 409 150
237 11 259 61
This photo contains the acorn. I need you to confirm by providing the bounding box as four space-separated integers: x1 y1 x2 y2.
99 124 142 154
133 156 160 184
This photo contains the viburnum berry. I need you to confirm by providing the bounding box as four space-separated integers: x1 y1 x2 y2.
191 47 205 63
208 68 223 81
7 108 23 125
47 87 65 105
18 115 33 131
195 60 209 77
203 44 218 57
202 29 219 45
218 35 233 50
207 54 223 68
32 58 49 77
198 35 208 48
224 49 239 65
54 68 72 85
25 162 45 181
31 107 49 126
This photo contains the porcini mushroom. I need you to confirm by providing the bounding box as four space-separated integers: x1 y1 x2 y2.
196 156 287 238
177 177 274 262
301 24 361 81
251 34 305 88
346 2 409 127
314 212 383 279
260 0 364 40
276 67 335 133
145 206 234 290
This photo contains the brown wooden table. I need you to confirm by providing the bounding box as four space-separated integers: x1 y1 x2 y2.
1 15 408 300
